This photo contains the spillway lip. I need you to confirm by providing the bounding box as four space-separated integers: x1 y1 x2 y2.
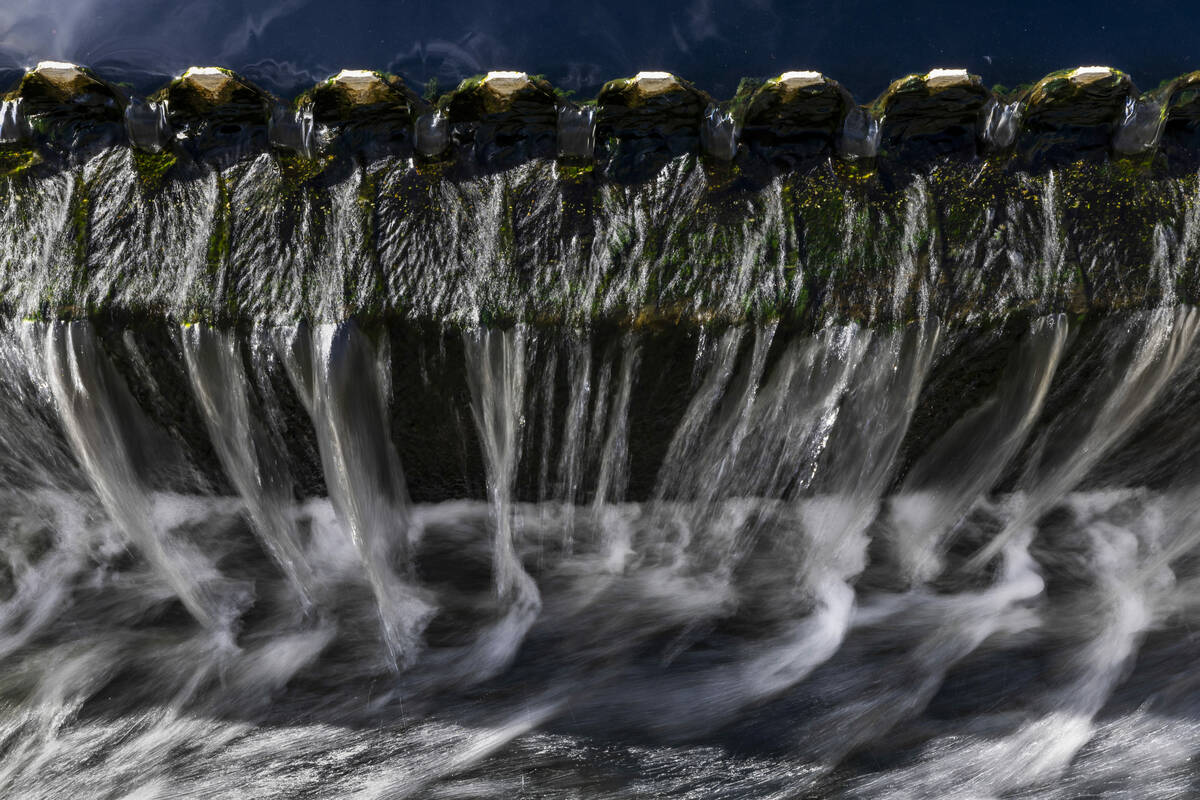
332 69 377 83
179 66 241 97
33 60 83 74
482 70 532 97
632 71 682 96
327 69 388 103
182 66 228 78
6 61 1200 175
27 60 111 96
1069 65 1118 84
924 68 972 89
777 71 825 90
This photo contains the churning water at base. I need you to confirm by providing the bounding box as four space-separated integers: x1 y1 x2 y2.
2 310 1200 798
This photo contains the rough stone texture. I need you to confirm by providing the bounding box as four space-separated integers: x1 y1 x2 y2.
440 71 559 170
156 67 274 164
596 72 714 182
1160 72 1200 174
875 69 989 169
739 72 852 171
1017 66 1134 168
8 63 1200 178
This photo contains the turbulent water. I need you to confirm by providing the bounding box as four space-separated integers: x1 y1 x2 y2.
0 291 1197 797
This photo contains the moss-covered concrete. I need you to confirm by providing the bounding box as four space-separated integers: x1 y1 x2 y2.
1160 71 1200 174
153 67 274 166
739 72 852 172
4 62 127 152
439 71 559 170
301 69 426 159
1017 67 1133 168
874 70 990 168
0 64 1198 332
595 72 714 183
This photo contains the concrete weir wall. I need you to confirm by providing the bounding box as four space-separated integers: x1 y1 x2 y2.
0 61 1199 327
1 63 1198 502
4 63 1199 173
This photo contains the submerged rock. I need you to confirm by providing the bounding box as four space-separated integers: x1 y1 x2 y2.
156 67 274 165
5 61 127 151
1017 66 1133 168
875 69 989 168
739 71 853 171
439 71 558 170
596 71 713 181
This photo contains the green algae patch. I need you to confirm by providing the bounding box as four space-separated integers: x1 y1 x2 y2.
0 147 42 178
727 78 765 125
276 152 332 193
70 174 89 282
205 175 232 322
132 150 178 193
556 163 595 182
1057 159 1179 309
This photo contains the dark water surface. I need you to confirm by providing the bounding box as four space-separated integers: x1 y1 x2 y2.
0 0 1198 99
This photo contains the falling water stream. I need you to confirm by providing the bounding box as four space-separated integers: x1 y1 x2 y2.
0 138 1199 798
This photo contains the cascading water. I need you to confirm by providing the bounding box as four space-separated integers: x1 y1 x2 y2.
839 106 880 160
1113 96 1166 156
0 304 1196 798
415 110 448 157
5 54 1200 800
124 99 171 152
701 103 738 160
556 105 596 160
279 322 432 667
269 104 316 159
982 97 1022 149
0 99 30 145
